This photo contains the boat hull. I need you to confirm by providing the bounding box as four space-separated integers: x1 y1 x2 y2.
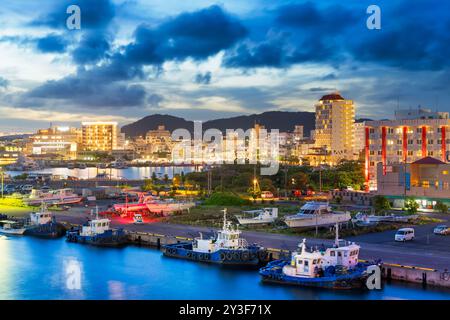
66 229 128 247
236 218 275 225
25 222 67 238
162 242 268 266
285 213 351 228
27 196 83 206
0 228 26 235
259 260 369 290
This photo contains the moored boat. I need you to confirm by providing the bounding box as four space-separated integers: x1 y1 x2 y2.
259 223 377 289
162 209 268 265
0 220 26 235
24 204 66 238
284 202 351 228
66 212 127 247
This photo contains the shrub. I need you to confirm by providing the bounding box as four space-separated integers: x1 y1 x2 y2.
373 195 391 213
435 201 448 214
204 192 250 206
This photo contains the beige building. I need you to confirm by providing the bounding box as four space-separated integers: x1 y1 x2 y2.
81 122 118 152
28 126 81 160
376 157 450 210
354 121 366 156
314 92 355 165
365 108 449 190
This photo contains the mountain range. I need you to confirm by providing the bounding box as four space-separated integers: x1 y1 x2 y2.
121 111 316 137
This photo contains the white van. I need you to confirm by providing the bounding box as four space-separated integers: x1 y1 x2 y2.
395 228 415 242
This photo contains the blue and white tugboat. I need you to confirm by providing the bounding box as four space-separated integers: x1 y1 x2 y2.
163 209 268 265
259 223 374 289
24 203 66 238
66 208 127 247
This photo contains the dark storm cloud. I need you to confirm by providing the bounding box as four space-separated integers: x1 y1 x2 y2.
36 33 69 53
195 72 212 85
26 75 147 108
72 31 111 64
123 5 247 65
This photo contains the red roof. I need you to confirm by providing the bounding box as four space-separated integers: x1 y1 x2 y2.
319 93 345 101
412 156 446 165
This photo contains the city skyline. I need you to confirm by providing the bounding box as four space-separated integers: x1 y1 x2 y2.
0 0 449 133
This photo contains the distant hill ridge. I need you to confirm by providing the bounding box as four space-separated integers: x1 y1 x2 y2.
121 111 372 138
121 111 316 137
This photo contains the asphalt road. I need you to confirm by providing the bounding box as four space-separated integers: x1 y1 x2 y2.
56 206 450 271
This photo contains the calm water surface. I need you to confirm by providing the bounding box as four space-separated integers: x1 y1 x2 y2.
0 236 449 300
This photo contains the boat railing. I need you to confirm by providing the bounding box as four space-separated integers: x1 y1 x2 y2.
238 238 249 248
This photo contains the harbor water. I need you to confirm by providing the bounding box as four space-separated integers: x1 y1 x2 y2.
6 166 198 180
1 236 449 300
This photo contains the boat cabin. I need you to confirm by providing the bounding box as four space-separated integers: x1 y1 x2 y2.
297 202 332 215
30 210 52 225
80 218 111 236
193 209 247 253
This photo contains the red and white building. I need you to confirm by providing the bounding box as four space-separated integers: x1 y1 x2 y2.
364 108 450 190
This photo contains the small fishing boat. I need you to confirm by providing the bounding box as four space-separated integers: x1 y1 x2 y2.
24 204 66 238
284 202 351 228
0 220 26 235
162 209 268 265
259 223 376 289
236 208 278 225
66 209 127 247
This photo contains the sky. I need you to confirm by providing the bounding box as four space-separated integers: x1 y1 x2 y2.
0 0 449 132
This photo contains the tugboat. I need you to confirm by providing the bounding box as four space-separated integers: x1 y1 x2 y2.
162 209 268 265
24 204 66 238
66 208 127 247
259 223 376 289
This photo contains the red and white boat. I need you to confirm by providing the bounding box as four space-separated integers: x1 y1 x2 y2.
113 193 194 215
26 188 83 206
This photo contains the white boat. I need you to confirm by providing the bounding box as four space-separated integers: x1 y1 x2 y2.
236 208 278 225
145 199 195 214
110 160 128 169
26 188 83 206
353 212 419 225
0 220 26 235
284 202 351 228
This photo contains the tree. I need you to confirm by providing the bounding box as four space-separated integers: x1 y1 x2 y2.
404 197 419 215
435 201 449 214
289 172 309 191
151 172 158 184
163 174 169 184
373 195 391 213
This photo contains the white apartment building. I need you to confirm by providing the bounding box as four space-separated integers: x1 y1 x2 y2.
314 92 356 165
364 108 450 190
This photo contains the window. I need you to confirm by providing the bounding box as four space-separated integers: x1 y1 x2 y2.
330 251 335 257
428 140 434 145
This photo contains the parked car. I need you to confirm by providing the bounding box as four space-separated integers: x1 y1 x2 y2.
20 184 34 193
395 228 415 242
3 184 17 194
433 225 450 235
40 185 51 192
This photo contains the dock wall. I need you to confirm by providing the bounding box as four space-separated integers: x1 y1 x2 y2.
61 224 450 289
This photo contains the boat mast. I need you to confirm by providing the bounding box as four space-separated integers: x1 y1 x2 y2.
222 208 227 230
334 222 339 247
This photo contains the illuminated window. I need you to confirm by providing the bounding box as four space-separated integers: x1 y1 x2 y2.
443 171 449 175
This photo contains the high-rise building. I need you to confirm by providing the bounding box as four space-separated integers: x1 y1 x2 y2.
354 121 366 155
314 92 355 165
364 108 450 190
81 122 118 152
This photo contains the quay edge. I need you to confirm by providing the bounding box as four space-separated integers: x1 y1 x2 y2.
61 222 450 289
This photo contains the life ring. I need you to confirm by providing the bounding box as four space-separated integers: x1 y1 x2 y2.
233 252 241 261
241 252 249 261
226 252 233 261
